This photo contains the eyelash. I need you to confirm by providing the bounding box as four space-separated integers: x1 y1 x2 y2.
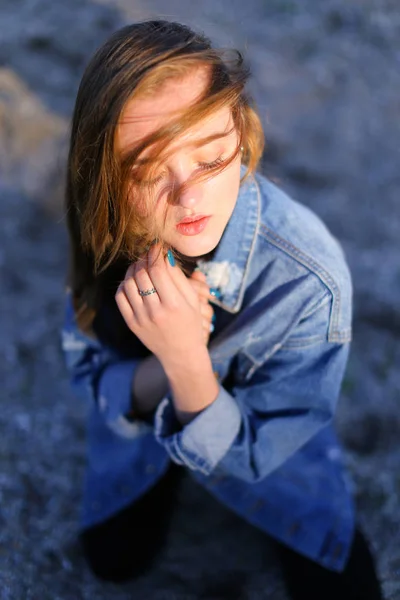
198 156 224 171
137 156 225 187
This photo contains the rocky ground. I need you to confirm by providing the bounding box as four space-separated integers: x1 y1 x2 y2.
0 1 399 598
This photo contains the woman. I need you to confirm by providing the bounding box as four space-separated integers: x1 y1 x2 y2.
61 20 383 599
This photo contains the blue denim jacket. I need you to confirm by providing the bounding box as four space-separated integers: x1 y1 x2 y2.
61 169 354 572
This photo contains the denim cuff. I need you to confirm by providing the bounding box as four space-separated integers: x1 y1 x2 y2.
154 386 242 475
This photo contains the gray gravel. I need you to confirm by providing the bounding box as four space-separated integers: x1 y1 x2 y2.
1 1 399 598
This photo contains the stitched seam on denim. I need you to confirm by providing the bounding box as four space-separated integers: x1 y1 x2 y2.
173 433 210 473
228 292 331 372
244 362 259 382
208 175 259 315
280 335 328 349
281 293 332 348
244 343 283 372
328 329 351 343
180 440 210 473
241 349 262 370
232 176 261 313
301 289 331 321
259 225 341 342
242 346 285 381
171 435 191 467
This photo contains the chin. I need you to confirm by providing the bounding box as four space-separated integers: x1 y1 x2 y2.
173 231 220 258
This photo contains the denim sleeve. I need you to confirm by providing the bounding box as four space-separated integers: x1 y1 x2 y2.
60 291 150 438
154 339 350 481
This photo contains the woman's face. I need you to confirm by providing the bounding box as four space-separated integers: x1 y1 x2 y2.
116 66 242 258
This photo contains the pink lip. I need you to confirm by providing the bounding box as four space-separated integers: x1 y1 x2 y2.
176 216 211 236
177 214 209 225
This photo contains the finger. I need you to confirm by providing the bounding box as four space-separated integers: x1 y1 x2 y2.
191 273 213 302
115 283 139 330
202 314 211 333
159 248 198 308
187 277 212 302
199 302 214 322
189 270 209 291
122 259 154 319
121 263 143 313
132 254 160 305
202 318 214 343
145 244 182 307
190 269 207 283
201 310 213 342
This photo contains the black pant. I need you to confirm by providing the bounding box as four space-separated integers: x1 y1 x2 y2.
80 464 383 599
80 462 184 582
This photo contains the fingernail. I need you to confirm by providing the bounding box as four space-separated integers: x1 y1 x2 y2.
209 287 221 299
167 249 175 266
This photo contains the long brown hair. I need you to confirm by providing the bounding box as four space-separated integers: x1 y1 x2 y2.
65 20 264 341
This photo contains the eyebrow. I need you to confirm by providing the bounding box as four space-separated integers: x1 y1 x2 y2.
131 129 233 165
191 129 232 149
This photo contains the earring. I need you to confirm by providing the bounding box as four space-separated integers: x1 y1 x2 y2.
240 146 244 153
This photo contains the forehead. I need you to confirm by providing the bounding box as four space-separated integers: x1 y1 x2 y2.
116 67 232 155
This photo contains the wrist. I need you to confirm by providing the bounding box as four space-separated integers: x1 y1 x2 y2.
161 349 219 426
161 346 212 380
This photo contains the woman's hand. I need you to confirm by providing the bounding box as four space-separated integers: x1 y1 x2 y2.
116 243 213 368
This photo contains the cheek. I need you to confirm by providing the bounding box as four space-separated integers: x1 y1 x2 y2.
207 159 241 210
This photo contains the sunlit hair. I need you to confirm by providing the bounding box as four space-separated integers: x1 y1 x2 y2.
65 20 264 335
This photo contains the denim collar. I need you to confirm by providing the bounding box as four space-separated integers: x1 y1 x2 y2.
197 167 260 314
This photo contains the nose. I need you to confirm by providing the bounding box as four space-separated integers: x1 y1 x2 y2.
175 181 204 209
168 158 204 209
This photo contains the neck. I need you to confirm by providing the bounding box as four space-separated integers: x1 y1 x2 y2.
175 247 217 277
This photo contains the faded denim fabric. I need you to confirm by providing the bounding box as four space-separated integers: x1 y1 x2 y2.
61 168 354 572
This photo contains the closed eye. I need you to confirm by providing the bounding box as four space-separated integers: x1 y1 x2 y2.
198 156 224 171
131 155 225 187
131 171 165 187
144 173 164 186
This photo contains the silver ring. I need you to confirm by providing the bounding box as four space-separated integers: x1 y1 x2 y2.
138 287 157 297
